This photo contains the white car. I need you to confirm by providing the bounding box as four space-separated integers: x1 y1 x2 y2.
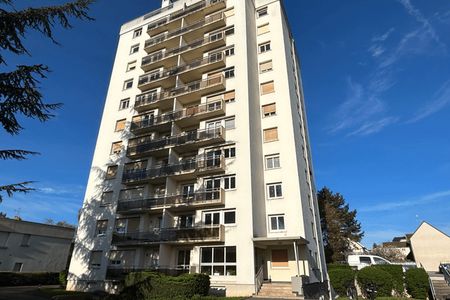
347 255 391 270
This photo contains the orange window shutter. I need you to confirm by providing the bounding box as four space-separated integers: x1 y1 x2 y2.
261 81 274 94
272 249 289 267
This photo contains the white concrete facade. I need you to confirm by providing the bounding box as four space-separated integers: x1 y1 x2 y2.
0 218 74 273
67 0 327 296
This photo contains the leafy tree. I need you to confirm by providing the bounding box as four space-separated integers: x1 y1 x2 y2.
0 0 94 202
318 187 364 263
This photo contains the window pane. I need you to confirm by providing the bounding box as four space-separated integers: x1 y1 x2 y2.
212 212 220 225
201 248 212 263
276 185 282 197
269 186 275 198
201 266 212 275
224 211 235 224
271 217 277 230
230 176 236 188
213 247 224 263
205 214 212 225
278 217 285 230
226 265 236 276
226 247 236 263
213 265 224 275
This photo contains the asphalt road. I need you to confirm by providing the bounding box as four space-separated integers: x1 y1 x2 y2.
0 285 59 300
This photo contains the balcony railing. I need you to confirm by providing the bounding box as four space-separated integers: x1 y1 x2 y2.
141 32 225 68
147 0 226 34
127 127 225 158
131 100 224 133
135 75 225 110
111 225 224 245
117 189 224 213
137 52 224 90
145 11 225 50
122 155 224 183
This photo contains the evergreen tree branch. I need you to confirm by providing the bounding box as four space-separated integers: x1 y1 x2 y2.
0 0 94 64
0 181 34 202
0 149 39 160
0 65 62 134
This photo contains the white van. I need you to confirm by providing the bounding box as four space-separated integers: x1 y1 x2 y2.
347 255 391 270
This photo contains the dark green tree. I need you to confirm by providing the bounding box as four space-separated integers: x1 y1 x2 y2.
318 187 364 263
0 0 93 202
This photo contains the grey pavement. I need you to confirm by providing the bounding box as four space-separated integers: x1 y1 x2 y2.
0 285 59 300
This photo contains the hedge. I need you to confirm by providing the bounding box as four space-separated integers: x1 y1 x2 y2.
118 272 210 299
357 266 393 297
327 263 353 271
328 268 355 296
0 272 59 286
373 265 404 296
405 268 430 299
59 270 68 287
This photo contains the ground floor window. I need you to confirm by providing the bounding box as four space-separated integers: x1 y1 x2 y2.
200 246 236 276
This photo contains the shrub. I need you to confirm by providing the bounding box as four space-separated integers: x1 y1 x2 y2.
357 266 393 297
328 268 355 296
120 272 210 299
0 272 59 286
59 270 68 287
405 268 429 299
373 265 404 295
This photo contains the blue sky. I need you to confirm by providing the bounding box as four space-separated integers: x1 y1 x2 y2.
1 0 449 247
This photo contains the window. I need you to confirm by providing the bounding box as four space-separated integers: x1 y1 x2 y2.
100 191 113 206
272 249 288 267
90 251 102 268
224 67 235 79
0 232 10 248
260 60 273 73
224 46 235 57
105 165 118 179
257 7 268 18
257 23 270 35
96 220 108 236
262 103 276 117
223 90 235 103
20 234 31 247
374 257 389 265
359 256 372 264
269 215 285 231
123 79 133 90
111 141 122 154
200 246 236 276
259 42 271 53
115 119 126 132
261 81 275 94
119 187 144 201
223 146 236 158
13 262 23 272
265 154 280 169
224 118 235 129
204 211 220 225
224 26 234 36
177 250 191 270
224 211 236 224
263 127 278 142
119 98 130 110
130 44 139 54
267 183 283 199
133 28 142 38
178 215 194 228
126 61 137 72
223 175 236 190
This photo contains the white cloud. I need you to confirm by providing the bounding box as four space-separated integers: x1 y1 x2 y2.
348 117 399 136
407 80 450 123
359 189 450 212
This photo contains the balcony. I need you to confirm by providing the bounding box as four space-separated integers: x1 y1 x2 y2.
112 225 225 246
173 75 226 104
122 155 225 185
137 52 225 93
144 11 226 53
147 0 226 36
134 89 175 112
141 32 226 71
117 189 225 214
131 100 225 135
127 126 225 159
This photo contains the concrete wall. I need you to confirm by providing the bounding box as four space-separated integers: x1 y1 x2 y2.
410 222 450 272
0 218 74 272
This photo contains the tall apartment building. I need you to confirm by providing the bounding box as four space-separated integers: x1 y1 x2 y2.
68 0 327 297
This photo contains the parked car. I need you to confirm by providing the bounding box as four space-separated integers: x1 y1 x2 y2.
347 255 391 270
